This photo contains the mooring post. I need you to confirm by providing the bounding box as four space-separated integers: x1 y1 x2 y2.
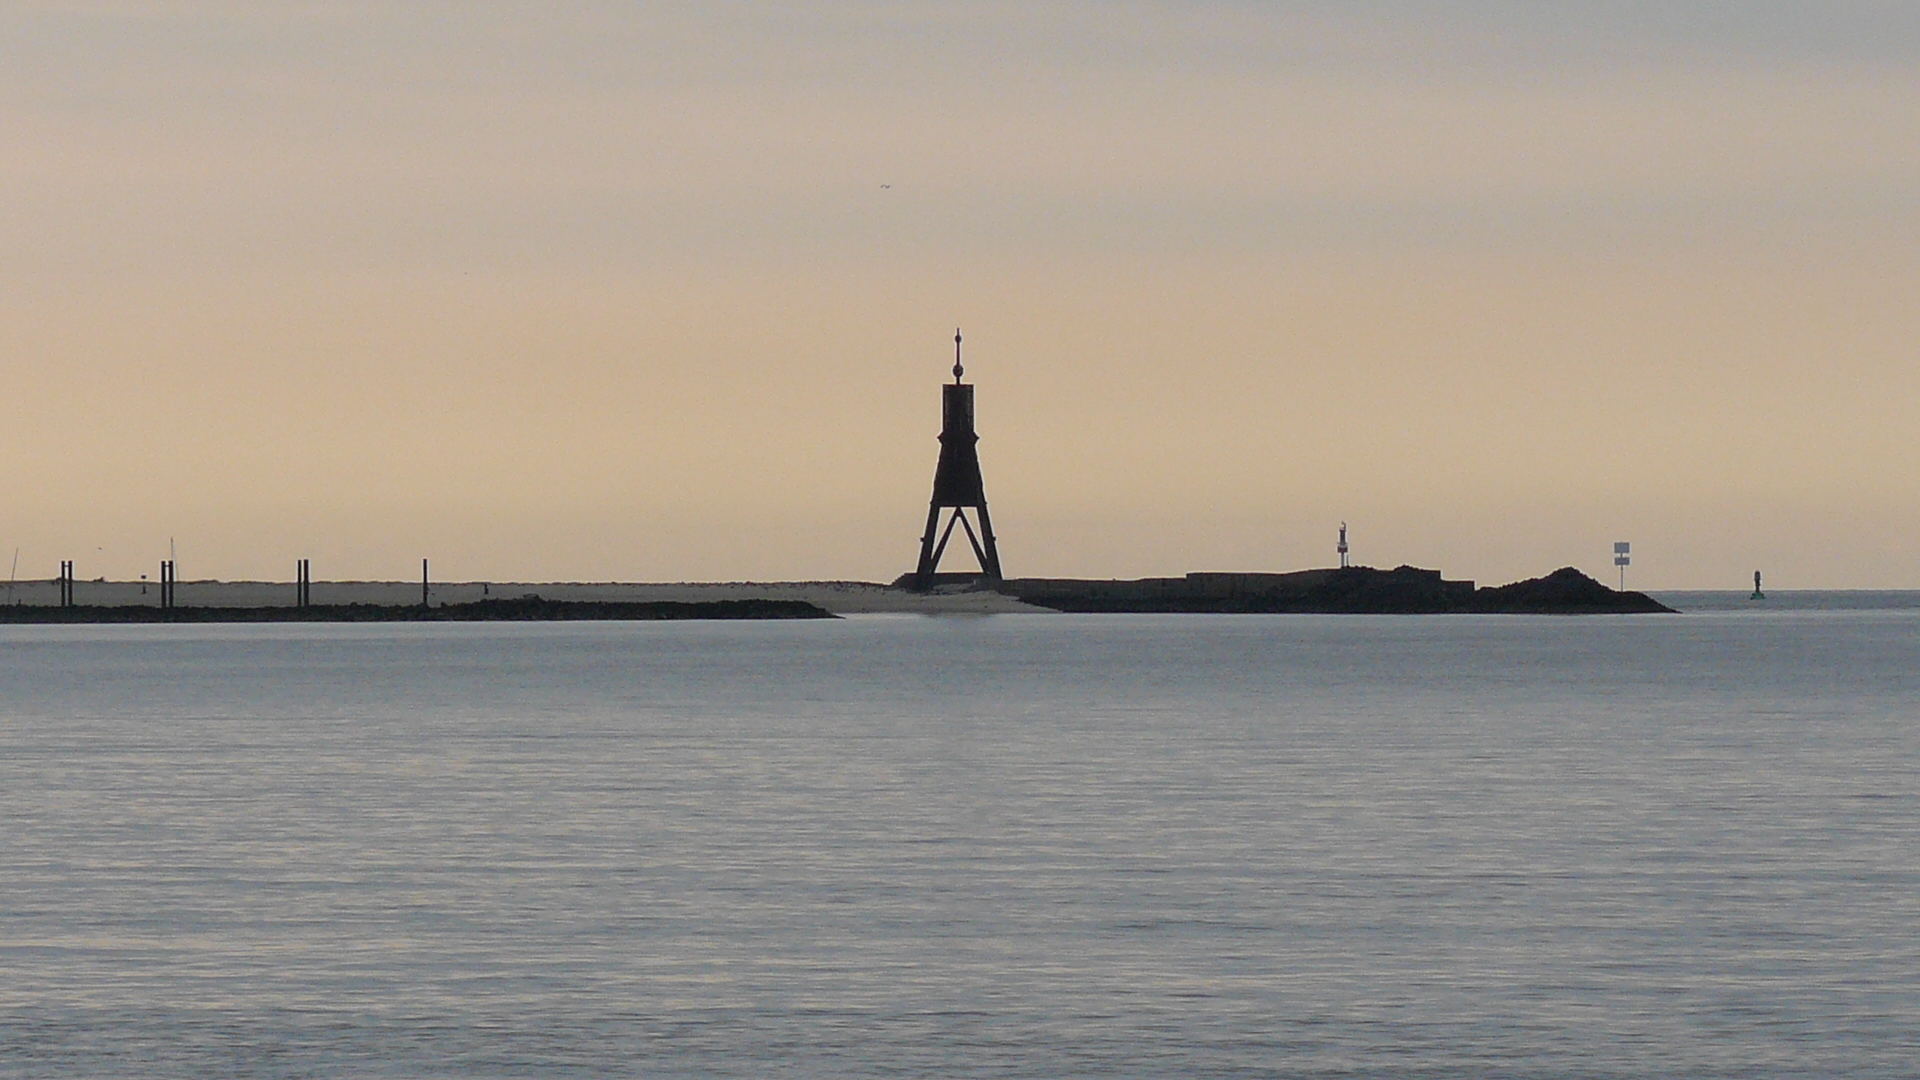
422 558 429 608
159 560 175 609
59 560 73 607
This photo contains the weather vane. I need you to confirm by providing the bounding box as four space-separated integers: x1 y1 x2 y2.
953 328 964 383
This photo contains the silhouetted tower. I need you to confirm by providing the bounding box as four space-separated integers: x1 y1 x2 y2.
911 329 1004 590
1337 522 1350 568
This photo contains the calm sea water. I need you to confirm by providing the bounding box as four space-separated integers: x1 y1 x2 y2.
2 605 1917 1078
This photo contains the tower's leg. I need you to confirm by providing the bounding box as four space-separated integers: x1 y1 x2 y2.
974 503 1004 581
912 503 944 590
931 509 966 571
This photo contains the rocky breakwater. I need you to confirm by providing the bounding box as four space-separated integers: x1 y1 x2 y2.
1465 567 1673 614
1003 566 1672 614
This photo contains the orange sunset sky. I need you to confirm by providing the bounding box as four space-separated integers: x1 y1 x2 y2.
5 3 1917 588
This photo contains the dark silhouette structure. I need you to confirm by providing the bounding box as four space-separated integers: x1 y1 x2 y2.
911 330 1004 590
159 560 175 609
296 559 311 608
1006 566 1673 614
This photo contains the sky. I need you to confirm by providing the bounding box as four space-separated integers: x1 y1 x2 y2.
4 1 1917 588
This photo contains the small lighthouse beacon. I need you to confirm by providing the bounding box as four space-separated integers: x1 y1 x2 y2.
1337 523 1350 569
909 329 1005 590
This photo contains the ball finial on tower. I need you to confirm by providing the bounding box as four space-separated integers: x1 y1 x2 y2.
953 328 964 383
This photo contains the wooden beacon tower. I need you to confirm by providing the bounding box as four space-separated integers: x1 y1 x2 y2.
911 329 1004 590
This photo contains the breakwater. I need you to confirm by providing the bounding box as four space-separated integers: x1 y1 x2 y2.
0 596 835 623
998 566 1673 614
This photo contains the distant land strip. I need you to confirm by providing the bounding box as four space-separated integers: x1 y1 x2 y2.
2 567 1673 618
0 597 837 624
1000 566 1675 614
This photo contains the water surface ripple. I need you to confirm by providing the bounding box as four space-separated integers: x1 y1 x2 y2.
2 612 1916 1077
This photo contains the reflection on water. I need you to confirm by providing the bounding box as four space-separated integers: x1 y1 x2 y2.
2 612 1917 1077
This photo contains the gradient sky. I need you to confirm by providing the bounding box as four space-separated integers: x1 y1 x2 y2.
5 2 1917 587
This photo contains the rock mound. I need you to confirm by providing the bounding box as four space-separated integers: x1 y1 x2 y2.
1470 567 1673 614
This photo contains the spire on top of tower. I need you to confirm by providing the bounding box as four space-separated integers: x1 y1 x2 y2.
953 328 964 383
